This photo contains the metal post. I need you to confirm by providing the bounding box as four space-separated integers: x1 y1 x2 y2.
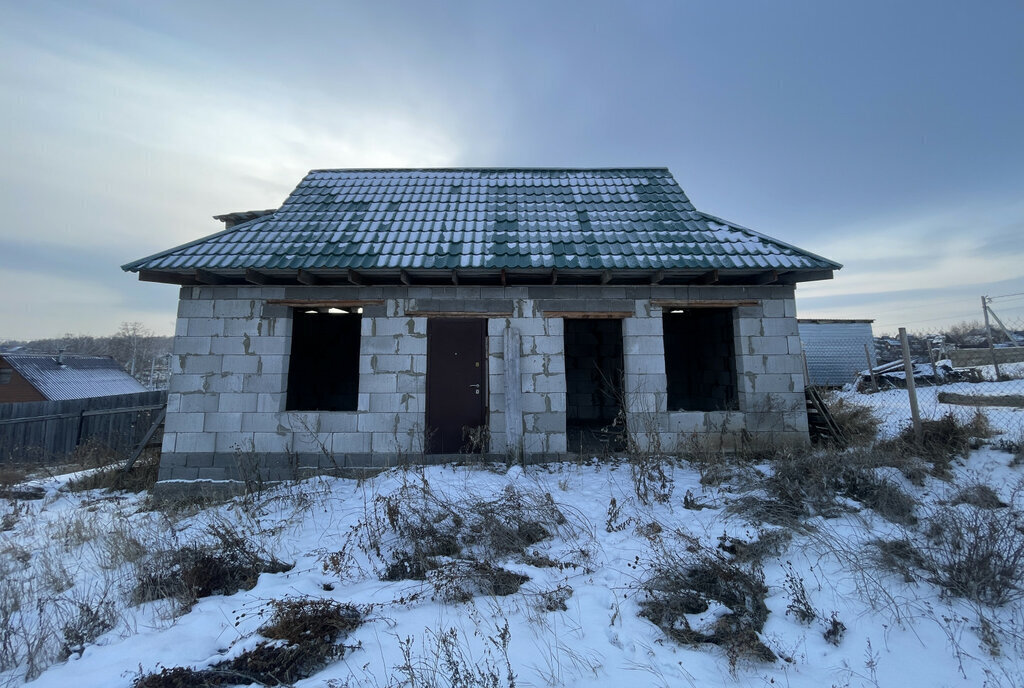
982 295 1002 379
899 327 923 441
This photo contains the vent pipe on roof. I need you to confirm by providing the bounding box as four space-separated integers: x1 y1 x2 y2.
57 348 65 366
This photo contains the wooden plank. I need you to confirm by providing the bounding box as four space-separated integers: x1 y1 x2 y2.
542 311 633 319
138 270 197 285
267 299 384 308
651 299 759 309
937 392 1024 408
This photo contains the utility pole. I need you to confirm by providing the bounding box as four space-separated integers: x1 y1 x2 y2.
982 295 1002 380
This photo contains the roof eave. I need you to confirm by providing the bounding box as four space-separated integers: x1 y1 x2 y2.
135 266 834 288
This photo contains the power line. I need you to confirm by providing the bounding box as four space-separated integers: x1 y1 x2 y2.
990 291 1024 300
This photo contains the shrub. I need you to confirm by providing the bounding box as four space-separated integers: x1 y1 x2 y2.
428 560 529 603
638 534 775 668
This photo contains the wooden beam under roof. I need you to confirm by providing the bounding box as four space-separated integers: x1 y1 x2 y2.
296 269 322 285
346 269 367 285
754 270 778 285
600 270 612 285
138 270 197 285
777 269 834 284
550 268 558 285
244 269 271 285
650 270 665 285
696 269 719 284
194 269 231 285
399 270 412 285
450 270 460 285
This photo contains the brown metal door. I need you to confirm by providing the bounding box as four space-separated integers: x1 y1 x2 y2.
426 318 486 454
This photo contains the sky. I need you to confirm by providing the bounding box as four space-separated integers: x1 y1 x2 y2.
1 0 1022 340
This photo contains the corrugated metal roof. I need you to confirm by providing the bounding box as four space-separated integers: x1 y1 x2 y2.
123 168 840 280
1 354 148 401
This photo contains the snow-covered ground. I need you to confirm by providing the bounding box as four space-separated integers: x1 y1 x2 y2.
3 412 1024 687
840 363 1024 440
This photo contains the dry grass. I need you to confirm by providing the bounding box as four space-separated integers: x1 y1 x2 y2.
65 448 160 494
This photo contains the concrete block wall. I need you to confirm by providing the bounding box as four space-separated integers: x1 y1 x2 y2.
157 283 809 491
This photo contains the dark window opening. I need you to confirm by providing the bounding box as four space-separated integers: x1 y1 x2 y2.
286 310 361 411
564 319 625 453
0 368 11 384
663 308 738 412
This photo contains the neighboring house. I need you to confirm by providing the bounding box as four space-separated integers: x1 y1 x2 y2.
0 353 148 403
798 319 876 387
123 167 840 494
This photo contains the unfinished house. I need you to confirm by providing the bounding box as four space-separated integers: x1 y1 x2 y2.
123 168 840 494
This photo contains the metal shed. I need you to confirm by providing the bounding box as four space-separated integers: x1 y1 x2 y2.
798 319 875 387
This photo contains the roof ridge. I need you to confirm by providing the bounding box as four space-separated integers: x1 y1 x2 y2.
307 167 672 173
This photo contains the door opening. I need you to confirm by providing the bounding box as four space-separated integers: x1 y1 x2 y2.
564 318 625 454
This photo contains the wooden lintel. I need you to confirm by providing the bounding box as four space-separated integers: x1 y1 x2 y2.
405 310 512 318
696 269 719 285
650 270 664 285
346 269 367 286
600 270 612 285
296 269 321 285
267 299 384 308
542 311 633 319
195 268 231 285
651 299 759 309
451 270 460 285
549 268 558 285
244 269 270 285
137 270 197 285
754 270 778 285
399 270 412 285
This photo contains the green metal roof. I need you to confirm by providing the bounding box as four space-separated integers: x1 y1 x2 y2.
124 168 840 285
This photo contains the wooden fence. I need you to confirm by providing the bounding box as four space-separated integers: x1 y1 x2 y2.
0 390 166 463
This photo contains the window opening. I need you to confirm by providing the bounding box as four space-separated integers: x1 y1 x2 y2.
663 308 738 411
564 318 625 454
286 309 361 411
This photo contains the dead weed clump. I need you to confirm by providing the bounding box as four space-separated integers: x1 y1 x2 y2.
638 534 775 668
328 476 588 602
922 502 1024 606
880 412 992 477
822 393 881 446
729 449 919 528
133 525 291 608
133 597 362 688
